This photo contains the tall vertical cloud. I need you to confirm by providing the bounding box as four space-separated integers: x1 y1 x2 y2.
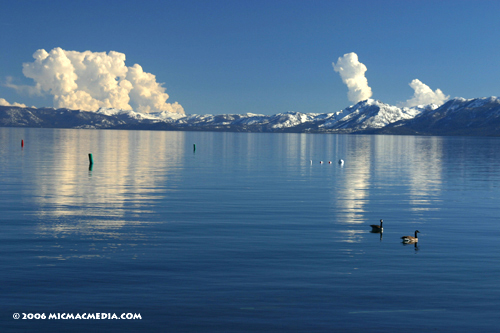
10 48 184 114
333 52 373 103
403 79 449 107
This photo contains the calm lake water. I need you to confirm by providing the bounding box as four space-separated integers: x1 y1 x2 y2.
1 127 500 332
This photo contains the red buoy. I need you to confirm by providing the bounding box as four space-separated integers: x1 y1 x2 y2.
21 140 24 148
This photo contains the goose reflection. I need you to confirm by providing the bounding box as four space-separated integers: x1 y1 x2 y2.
402 241 419 252
402 230 420 252
368 219 383 241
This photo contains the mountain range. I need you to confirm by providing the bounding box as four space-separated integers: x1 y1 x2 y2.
1 97 500 136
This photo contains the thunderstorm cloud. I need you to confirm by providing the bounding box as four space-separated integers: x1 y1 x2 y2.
9 48 184 114
333 52 373 104
402 79 449 107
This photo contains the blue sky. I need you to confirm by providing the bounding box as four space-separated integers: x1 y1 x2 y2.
1 0 499 115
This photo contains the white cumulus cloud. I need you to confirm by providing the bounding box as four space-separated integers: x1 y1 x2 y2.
402 79 449 107
333 52 373 104
9 48 184 114
0 98 27 107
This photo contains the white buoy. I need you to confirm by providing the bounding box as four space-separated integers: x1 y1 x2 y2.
339 159 344 165
320 161 323 164
310 160 313 165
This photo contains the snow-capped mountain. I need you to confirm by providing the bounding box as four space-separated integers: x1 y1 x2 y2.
377 97 500 136
315 99 437 132
1 97 500 136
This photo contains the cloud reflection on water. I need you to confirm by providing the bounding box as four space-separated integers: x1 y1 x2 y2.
9 129 454 248
30 129 186 238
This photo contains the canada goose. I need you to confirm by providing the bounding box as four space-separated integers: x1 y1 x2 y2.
401 230 420 243
370 219 383 232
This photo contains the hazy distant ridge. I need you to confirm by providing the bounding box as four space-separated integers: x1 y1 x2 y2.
2 97 500 136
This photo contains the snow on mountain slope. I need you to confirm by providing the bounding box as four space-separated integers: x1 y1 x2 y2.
3 97 500 136
320 99 437 131
378 96 500 136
